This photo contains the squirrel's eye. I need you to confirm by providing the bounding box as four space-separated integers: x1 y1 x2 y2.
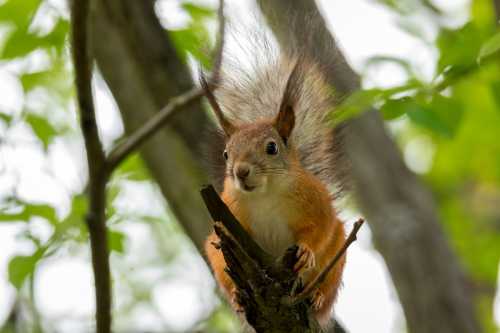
223 150 228 160
266 141 278 155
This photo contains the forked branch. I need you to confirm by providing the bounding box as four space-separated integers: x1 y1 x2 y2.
70 0 111 332
71 2 226 331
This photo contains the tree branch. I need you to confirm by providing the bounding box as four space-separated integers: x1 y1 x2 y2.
106 87 204 170
257 1 481 332
70 1 111 332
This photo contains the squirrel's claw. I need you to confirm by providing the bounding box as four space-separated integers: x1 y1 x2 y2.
230 287 244 314
311 289 325 310
294 243 316 273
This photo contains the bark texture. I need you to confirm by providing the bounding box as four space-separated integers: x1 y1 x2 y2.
71 1 111 331
257 1 480 332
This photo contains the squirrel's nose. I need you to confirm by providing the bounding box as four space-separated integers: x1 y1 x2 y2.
235 163 250 180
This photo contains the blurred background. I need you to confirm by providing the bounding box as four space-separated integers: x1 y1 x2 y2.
0 0 499 332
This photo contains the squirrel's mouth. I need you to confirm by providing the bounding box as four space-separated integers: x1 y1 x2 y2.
243 184 256 192
236 179 257 192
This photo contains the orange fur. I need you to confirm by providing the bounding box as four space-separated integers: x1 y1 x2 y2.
205 161 346 327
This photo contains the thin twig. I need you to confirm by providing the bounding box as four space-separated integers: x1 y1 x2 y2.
70 1 112 332
106 0 226 171
106 87 204 170
289 219 364 305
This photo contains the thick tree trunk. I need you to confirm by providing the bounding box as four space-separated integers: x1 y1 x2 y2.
90 0 211 253
257 1 480 333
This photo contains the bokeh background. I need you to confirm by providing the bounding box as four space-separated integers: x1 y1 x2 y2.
0 0 499 332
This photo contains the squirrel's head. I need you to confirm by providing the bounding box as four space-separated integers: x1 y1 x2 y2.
220 113 296 194
201 63 300 194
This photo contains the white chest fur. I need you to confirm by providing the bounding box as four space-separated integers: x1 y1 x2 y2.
245 196 295 257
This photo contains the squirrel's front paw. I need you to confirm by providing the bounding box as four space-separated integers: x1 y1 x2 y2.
311 289 325 310
294 243 316 274
230 287 244 314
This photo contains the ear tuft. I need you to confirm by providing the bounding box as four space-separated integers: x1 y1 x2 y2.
275 104 295 144
274 61 301 143
200 71 236 137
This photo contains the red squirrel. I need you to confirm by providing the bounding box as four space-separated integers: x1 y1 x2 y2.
202 54 346 328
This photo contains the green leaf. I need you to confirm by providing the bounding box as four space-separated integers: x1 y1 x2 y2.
0 0 42 26
25 113 58 150
43 19 69 53
115 154 150 181
1 27 44 59
407 95 464 137
24 204 57 223
8 251 42 289
55 194 88 241
60 194 87 228
21 59 73 99
20 70 52 92
108 230 126 254
437 23 484 73
169 2 214 68
380 97 416 120
181 3 215 20
0 112 13 125
169 26 211 67
331 82 422 124
331 89 383 124
1 18 69 59
478 31 500 62
0 202 57 224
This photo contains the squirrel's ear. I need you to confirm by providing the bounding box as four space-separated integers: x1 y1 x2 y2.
275 62 300 143
200 72 236 137
275 104 295 144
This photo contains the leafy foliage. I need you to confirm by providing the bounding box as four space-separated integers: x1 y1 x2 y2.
0 200 57 224
24 113 58 150
0 0 499 332
8 251 43 290
479 30 500 60
344 0 500 330
169 2 215 68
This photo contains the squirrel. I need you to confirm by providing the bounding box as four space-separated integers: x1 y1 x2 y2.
201 49 347 328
